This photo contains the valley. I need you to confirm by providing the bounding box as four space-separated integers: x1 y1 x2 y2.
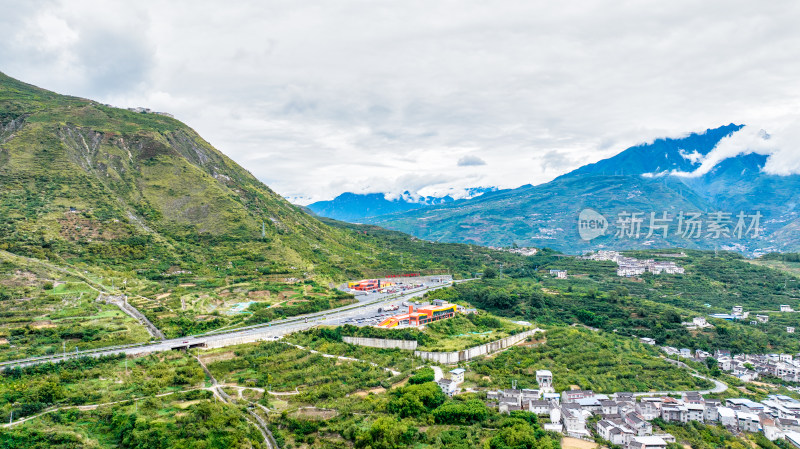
2 71 800 449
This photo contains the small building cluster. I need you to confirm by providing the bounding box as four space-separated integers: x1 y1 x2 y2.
710 305 796 326
487 386 676 446
681 316 713 330
583 251 684 277
487 376 800 446
549 269 568 279
376 299 458 328
489 246 539 256
661 348 800 384
718 353 800 384
347 279 396 292
127 107 174 117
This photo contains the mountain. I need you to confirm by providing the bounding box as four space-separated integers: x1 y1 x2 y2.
306 188 496 222
0 72 533 345
0 72 518 281
564 124 744 177
364 125 800 255
0 71 376 278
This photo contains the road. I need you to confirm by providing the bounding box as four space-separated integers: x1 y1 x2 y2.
0 281 466 371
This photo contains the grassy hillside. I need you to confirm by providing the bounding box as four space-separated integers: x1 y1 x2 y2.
0 72 529 349
0 70 390 279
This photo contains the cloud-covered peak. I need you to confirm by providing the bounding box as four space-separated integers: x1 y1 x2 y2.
671 121 800 178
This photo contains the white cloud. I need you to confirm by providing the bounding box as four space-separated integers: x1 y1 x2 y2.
3 1 800 203
673 121 800 177
457 155 487 166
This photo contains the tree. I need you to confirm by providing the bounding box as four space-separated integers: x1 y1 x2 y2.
409 368 435 385
355 417 416 449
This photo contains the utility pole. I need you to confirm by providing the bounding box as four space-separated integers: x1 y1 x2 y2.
9 410 12 425
63 341 66 360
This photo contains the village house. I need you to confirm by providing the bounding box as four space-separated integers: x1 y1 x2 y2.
437 378 457 397
536 370 554 392
629 436 668 449
561 389 594 403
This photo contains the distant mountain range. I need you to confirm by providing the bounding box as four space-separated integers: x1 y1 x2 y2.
306 187 496 222
331 124 800 255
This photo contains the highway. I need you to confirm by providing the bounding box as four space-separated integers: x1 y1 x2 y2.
0 280 465 371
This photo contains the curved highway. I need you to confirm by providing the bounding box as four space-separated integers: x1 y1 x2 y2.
0 281 468 371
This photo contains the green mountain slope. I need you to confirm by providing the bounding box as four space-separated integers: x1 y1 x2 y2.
368 174 718 252
365 125 800 255
0 71 377 277
0 72 524 348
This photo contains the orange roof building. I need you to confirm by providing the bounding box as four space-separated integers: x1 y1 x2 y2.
377 302 457 328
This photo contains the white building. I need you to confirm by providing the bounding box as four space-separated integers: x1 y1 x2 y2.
449 368 465 384
629 436 668 449
536 370 554 392
781 305 793 312
737 411 761 433
637 398 662 420
437 378 457 396
693 317 711 328
640 337 656 346
704 400 721 422
686 403 705 422
718 407 737 428
529 400 551 415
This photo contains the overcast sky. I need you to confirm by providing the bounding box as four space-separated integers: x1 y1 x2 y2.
3 1 800 203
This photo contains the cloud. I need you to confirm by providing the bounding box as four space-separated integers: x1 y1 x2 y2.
457 155 487 166
1 0 155 96
672 121 800 177
3 1 800 202
540 150 574 172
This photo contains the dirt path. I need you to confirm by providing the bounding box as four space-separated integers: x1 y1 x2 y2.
282 342 401 376
195 356 277 448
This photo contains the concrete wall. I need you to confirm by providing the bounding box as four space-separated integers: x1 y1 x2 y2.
414 329 541 365
204 333 281 349
203 323 315 349
342 336 419 350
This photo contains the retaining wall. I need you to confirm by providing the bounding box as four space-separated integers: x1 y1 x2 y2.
203 333 280 349
203 323 315 349
342 336 419 350
414 329 541 364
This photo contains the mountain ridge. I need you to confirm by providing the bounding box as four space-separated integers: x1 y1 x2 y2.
305 187 497 222
361 124 800 255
